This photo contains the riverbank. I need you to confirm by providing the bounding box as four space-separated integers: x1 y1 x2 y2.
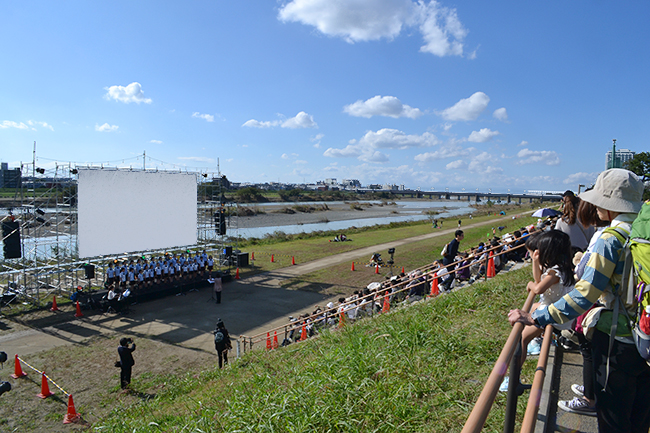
235 201 456 229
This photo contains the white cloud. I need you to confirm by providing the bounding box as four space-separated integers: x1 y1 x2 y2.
438 91 489 121
278 0 468 58
414 144 468 162
446 159 466 170
295 160 308 165
493 107 508 122
416 1 467 57
278 0 412 43
323 143 389 163
150 139 163 144
242 111 317 129
95 123 119 132
516 148 560 165
0 120 29 130
27 120 54 131
281 153 300 160
358 128 439 149
468 128 500 143
104 82 152 104
563 172 599 185
518 140 528 147
177 156 215 163
192 112 215 122
444 150 502 174
343 95 423 119
282 111 318 129
324 128 438 163
242 119 280 128
311 133 324 148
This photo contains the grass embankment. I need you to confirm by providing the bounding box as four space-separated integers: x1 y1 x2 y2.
95 268 534 433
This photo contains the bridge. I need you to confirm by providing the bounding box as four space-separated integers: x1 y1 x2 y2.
358 189 562 203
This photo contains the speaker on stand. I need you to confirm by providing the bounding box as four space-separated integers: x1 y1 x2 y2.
2 221 21 259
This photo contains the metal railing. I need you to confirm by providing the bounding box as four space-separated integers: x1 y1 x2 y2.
239 237 528 351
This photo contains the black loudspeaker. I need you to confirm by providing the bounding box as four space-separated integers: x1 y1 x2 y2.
235 252 249 267
214 209 226 235
223 246 233 258
2 221 21 259
84 264 95 279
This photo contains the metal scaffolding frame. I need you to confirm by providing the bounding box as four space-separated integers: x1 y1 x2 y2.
1 162 236 308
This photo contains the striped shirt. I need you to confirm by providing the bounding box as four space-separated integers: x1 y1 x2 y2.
532 214 636 329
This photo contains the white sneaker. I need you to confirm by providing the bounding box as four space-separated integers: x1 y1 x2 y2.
571 384 585 397
527 339 541 356
558 397 596 416
499 376 509 392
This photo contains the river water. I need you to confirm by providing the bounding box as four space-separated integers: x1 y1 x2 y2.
229 200 474 239
2 200 474 259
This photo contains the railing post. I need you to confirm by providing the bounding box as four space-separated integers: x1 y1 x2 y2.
503 335 523 433
236 339 240 358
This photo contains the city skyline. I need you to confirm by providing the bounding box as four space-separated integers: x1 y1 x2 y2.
1 1 648 192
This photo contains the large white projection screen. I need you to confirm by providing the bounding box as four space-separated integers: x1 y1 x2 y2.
78 169 197 258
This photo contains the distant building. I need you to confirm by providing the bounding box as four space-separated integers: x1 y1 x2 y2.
0 163 21 188
340 179 361 188
606 142 635 169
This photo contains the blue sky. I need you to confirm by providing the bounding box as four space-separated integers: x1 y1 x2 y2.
1 1 648 193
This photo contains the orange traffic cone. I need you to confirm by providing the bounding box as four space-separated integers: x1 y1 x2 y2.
235 268 240 280
63 394 81 424
300 324 307 341
272 331 279 349
382 294 390 313
50 295 59 312
338 311 346 328
351 262 355 271
375 264 380 274
430 278 439 296
74 301 83 318
292 256 296 265
38 372 53 398
11 354 26 378
266 332 271 350
401 266 405 274
251 252 255 260
271 254 274 263
487 252 495 278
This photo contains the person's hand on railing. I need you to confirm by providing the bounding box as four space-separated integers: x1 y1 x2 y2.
507 309 535 326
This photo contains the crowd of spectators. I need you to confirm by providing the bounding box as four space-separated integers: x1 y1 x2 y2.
278 219 558 346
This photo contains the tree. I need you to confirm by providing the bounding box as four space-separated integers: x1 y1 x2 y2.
624 152 650 182
624 152 650 200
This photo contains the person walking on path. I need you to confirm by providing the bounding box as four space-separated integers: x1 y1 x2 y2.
117 337 136 389
213 319 232 368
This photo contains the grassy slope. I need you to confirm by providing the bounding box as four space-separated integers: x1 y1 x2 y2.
96 268 533 433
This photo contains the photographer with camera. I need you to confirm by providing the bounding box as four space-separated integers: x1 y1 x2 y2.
117 337 136 389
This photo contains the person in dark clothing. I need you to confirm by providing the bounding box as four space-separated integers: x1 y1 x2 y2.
441 230 464 290
117 337 136 389
213 319 232 368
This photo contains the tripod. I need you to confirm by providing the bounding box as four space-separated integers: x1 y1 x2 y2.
206 278 217 303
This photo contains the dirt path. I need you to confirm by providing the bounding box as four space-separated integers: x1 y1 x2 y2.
0 212 524 359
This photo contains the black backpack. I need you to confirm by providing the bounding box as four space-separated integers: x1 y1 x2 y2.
214 330 225 346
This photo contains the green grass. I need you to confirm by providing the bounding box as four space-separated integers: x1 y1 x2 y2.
94 267 534 433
